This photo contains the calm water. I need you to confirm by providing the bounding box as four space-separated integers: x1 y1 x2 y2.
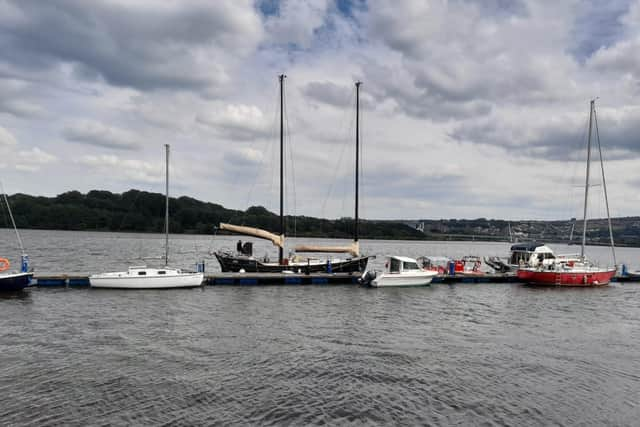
1 230 640 425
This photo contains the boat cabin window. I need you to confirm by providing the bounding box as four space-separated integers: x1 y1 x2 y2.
510 251 530 265
158 271 166 275
389 258 401 273
138 271 146 276
403 261 419 271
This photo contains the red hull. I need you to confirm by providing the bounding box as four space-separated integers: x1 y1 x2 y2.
517 268 615 286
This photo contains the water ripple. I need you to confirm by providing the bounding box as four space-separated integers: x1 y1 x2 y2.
2 232 640 424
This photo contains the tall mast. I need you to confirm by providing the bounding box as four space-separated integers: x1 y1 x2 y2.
279 74 286 264
581 100 594 259
164 143 170 266
355 81 361 243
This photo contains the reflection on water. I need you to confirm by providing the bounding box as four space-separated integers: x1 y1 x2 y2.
0 230 639 425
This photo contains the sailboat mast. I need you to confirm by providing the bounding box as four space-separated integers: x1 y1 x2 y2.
355 81 361 243
165 144 170 266
580 100 594 259
279 74 285 265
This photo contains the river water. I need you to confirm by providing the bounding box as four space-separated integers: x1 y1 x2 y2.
1 229 639 425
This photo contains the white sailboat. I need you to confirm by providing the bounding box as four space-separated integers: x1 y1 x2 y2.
89 145 204 289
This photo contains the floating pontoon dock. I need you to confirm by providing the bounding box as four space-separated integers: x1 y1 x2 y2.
27 272 640 287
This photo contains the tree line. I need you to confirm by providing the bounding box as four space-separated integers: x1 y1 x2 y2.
1 189 425 240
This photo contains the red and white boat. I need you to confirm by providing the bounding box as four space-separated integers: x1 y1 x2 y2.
517 260 615 286
517 100 617 287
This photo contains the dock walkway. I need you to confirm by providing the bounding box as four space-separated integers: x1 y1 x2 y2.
28 271 628 287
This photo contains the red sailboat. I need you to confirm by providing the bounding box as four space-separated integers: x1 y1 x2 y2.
517 100 617 286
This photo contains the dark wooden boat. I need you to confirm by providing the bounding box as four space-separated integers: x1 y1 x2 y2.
215 251 370 273
215 77 370 274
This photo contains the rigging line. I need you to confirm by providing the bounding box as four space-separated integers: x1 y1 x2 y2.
565 114 590 226
593 105 616 266
339 87 360 224
359 97 365 236
117 188 143 231
266 78 281 218
0 192 9 229
225 83 279 226
284 84 298 237
319 86 356 219
247 99 279 223
241 88 279 221
0 181 26 255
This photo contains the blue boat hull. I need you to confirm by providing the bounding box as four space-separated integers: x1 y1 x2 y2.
0 273 33 291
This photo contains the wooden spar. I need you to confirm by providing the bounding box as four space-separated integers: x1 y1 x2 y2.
355 81 361 244
219 223 284 248
294 241 360 257
164 144 170 266
279 74 286 264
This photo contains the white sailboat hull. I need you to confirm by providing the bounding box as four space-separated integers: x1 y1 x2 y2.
370 271 437 287
90 268 204 289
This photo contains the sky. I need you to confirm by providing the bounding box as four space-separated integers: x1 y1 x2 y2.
0 0 639 221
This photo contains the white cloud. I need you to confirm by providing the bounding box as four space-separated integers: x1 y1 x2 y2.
77 154 162 184
0 126 18 146
15 147 57 172
197 104 273 140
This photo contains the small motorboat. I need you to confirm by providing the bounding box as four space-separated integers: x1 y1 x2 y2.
360 256 437 287
419 255 485 276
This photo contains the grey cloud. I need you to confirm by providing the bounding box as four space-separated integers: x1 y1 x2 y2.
302 81 352 107
361 60 493 121
0 99 45 119
451 107 640 161
363 166 468 202
63 120 140 150
359 0 579 121
0 0 262 92
0 78 46 118
569 0 630 61
364 0 527 60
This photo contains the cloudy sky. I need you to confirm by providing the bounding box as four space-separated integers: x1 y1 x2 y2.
0 0 639 221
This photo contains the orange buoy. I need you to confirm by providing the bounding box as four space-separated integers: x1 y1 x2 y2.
0 258 10 272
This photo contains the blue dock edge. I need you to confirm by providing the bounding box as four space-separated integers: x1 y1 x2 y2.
34 276 91 287
208 273 359 286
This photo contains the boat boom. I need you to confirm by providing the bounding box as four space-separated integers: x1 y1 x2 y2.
219 223 284 248
294 241 360 257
